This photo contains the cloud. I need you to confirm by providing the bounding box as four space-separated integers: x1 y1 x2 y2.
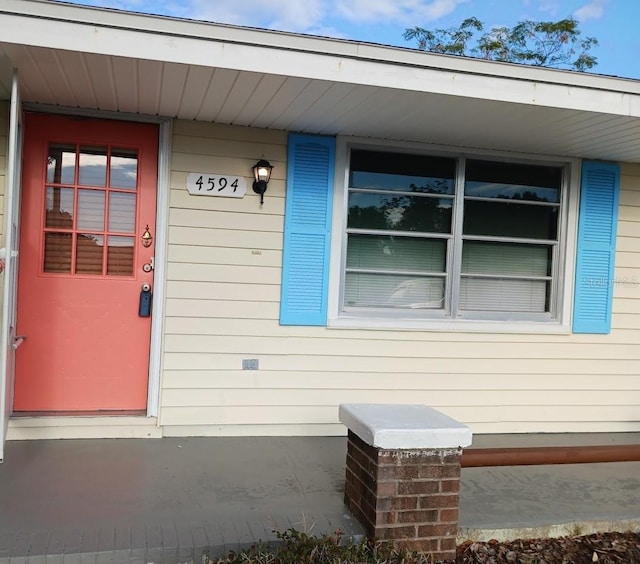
574 0 609 21
57 0 177 15
335 0 469 25
58 0 469 34
535 1 561 16
56 0 325 32
186 0 327 32
182 0 470 32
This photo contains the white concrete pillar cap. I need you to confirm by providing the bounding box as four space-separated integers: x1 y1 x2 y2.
339 403 473 450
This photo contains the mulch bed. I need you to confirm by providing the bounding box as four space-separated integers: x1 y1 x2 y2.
455 531 640 563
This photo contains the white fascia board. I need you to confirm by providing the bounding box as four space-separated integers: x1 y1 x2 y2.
2 0 640 118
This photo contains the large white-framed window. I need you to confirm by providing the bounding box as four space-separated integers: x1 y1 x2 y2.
328 138 579 332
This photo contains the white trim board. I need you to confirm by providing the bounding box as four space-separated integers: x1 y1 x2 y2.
147 118 171 417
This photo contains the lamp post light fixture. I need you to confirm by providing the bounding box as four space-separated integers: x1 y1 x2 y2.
252 159 273 205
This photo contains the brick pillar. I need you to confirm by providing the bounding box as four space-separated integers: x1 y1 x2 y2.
340 404 471 563
345 431 461 561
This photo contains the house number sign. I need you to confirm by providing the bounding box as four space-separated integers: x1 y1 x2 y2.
186 173 247 198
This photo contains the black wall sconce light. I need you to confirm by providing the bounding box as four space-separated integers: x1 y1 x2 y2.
252 159 273 205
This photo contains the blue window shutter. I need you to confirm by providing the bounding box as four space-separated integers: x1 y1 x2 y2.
280 134 336 326
573 161 620 334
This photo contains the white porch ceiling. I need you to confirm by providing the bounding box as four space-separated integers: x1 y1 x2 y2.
1 0 640 162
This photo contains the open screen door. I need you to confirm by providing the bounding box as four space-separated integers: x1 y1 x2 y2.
0 71 22 462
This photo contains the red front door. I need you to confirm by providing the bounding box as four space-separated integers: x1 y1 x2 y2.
13 114 158 412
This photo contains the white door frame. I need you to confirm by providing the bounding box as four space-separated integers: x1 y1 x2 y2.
0 70 23 462
0 103 169 445
146 117 171 417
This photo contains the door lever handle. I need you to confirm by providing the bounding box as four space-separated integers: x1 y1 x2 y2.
12 335 26 351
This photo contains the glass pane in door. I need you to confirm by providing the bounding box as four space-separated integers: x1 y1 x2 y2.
44 232 72 273
76 234 104 275
45 187 74 228
77 190 105 231
108 192 136 233
79 146 108 187
107 236 134 276
110 149 138 189
47 144 76 185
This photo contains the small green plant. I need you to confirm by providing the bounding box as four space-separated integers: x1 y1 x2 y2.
568 523 585 537
203 527 439 563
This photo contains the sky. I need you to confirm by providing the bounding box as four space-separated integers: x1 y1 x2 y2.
57 0 640 79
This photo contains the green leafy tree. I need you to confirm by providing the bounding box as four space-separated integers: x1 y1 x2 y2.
404 17 598 72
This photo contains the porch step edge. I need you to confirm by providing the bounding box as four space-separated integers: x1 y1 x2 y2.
7 416 162 440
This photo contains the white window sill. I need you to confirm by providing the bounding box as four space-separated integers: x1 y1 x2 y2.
327 315 572 334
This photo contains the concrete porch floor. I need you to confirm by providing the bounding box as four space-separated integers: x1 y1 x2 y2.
1 436 639 563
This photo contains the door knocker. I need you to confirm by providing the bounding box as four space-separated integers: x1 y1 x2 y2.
141 225 153 248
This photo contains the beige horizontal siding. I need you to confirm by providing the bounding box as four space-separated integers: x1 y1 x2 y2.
161 119 640 436
169 225 283 249
168 244 281 267
164 316 640 343
170 187 285 215
161 421 640 437
163 334 640 359
162 353 638 374
162 423 344 437
166 281 280 302
162 388 639 408
165 299 279 320
161 371 640 390
170 207 283 231
160 404 640 428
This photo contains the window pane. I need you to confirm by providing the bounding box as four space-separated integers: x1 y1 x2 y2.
44 232 72 273
466 181 559 202
463 200 558 239
107 236 134 276
47 144 76 184
108 192 136 233
77 189 105 231
345 273 444 309
110 149 138 189
78 146 107 186
348 193 452 233
347 234 446 273
461 242 551 313
76 234 104 274
459 278 549 312
45 187 74 228
342 151 565 319
465 159 561 202
462 241 551 277
350 150 455 194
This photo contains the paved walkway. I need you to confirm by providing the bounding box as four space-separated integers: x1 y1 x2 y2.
0 436 639 563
